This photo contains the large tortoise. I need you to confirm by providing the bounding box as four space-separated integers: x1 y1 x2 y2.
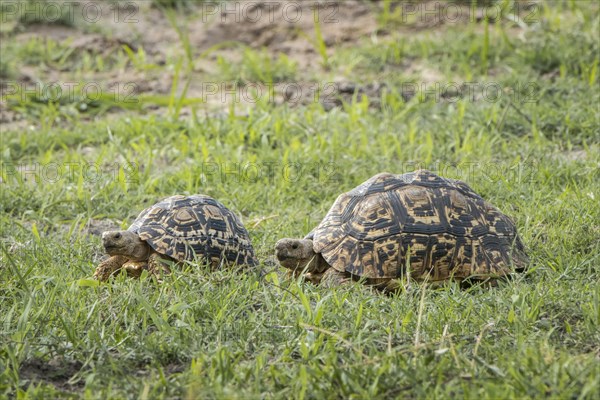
275 170 528 291
94 195 257 281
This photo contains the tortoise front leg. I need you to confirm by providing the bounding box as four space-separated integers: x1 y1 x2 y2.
319 268 351 288
147 252 172 282
123 261 148 278
372 278 402 294
94 255 128 282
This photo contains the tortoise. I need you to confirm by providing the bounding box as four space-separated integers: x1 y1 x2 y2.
275 170 528 291
94 195 258 281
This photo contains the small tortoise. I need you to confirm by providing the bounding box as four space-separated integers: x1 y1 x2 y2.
94 195 257 281
276 170 528 291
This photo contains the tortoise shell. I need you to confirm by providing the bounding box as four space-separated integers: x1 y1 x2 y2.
309 170 528 282
129 195 257 267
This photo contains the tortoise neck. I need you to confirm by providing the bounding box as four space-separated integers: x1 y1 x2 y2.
131 241 151 261
309 253 329 273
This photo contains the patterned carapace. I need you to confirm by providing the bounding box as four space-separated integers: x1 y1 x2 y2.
309 170 528 282
129 195 257 267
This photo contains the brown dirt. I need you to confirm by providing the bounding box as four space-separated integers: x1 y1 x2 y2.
83 218 120 236
19 357 84 393
191 1 379 67
1 0 385 124
18 357 187 393
0 0 534 125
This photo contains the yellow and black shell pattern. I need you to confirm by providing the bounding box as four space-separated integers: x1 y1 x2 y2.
129 195 257 267
309 170 528 282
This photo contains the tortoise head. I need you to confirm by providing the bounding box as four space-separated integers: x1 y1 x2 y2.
275 238 327 273
102 230 150 261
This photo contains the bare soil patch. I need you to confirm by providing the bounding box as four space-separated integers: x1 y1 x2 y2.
19 357 84 393
1 0 534 123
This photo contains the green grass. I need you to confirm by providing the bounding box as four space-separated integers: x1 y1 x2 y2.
216 47 298 84
1 1 599 398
